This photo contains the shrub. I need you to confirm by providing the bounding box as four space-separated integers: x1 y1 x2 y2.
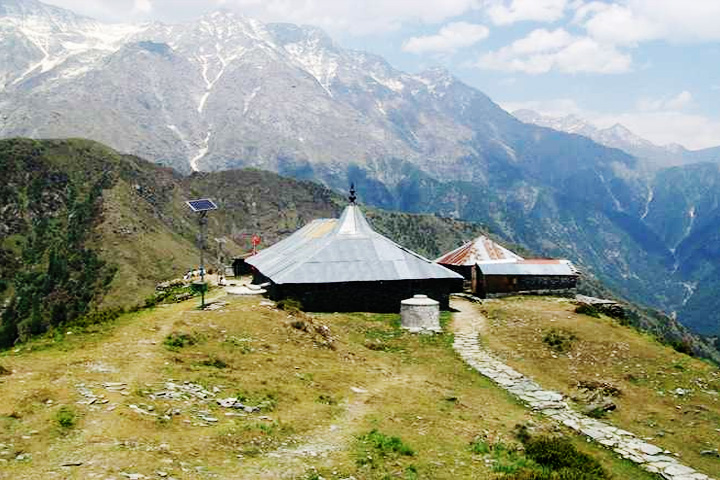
520 435 607 479
163 332 198 350
277 298 303 315
316 394 337 405
575 303 600 317
586 407 608 419
543 328 578 353
55 405 76 429
200 356 228 368
358 429 415 458
290 320 308 331
469 438 491 454
66 307 124 329
670 339 693 356
0 364 11 376
144 295 159 308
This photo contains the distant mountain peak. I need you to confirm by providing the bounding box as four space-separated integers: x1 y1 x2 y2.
418 66 453 81
0 0 45 15
414 66 456 94
0 0 93 25
512 109 720 168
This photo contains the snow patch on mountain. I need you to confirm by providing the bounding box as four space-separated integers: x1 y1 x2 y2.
1 8 145 87
191 131 211 172
283 39 338 96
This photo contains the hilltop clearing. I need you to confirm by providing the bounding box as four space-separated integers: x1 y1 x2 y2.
0 292 661 479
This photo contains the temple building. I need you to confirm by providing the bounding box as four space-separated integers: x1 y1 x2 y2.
246 190 463 312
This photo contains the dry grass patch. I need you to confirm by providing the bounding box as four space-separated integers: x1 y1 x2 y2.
0 294 661 479
481 296 720 475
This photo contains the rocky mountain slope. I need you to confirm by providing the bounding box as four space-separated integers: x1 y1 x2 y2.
514 109 720 334
1 1 719 334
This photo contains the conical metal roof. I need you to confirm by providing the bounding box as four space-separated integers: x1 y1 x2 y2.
436 235 523 266
246 206 462 284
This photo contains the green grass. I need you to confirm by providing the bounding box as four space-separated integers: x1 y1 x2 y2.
163 332 200 350
482 296 720 476
355 429 416 477
542 328 578 353
54 406 76 430
358 429 415 457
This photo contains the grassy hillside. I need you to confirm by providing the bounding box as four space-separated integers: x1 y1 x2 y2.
481 296 720 475
0 293 660 479
0 139 486 348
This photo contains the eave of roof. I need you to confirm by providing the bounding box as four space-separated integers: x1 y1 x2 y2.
478 260 577 276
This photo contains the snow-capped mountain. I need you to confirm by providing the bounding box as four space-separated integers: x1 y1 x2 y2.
513 109 720 168
4 0 720 335
0 0 628 187
0 0 143 89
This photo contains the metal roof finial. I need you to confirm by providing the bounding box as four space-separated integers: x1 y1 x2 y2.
349 183 357 205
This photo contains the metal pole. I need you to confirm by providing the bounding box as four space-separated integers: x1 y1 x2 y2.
200 211 207 308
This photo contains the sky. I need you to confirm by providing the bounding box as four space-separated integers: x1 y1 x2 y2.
42 0 720 150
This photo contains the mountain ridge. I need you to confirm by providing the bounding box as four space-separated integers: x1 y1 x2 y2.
513 108 720 169
1 137 718 363
1 0 720 334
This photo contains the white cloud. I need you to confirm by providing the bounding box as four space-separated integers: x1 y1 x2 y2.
478 28 631 74
578 0 720 45
637 91 693 112
402 22 489 54
480 1 720 76
43 0 484 33
580 3 659 45
132 0 152 15
488 0 568 25
231 0 485 35
506 27 573 54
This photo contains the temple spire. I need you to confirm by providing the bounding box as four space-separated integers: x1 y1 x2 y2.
348 183 357 205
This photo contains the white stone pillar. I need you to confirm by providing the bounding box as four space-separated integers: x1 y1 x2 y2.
400 295 441 334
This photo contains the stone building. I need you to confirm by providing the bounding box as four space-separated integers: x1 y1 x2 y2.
472 260 578 298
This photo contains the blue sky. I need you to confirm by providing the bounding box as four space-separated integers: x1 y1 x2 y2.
45 0 720 150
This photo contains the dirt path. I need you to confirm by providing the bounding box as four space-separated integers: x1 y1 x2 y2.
244 372 413 479
0 291 229 479
450 297 486 336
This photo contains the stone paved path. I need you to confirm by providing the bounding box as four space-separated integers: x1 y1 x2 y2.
450 297 714 480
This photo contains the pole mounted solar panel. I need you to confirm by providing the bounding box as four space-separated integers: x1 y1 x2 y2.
186 199 218 212
184 198 218 309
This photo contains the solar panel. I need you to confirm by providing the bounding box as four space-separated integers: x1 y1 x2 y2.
186 199 218 212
